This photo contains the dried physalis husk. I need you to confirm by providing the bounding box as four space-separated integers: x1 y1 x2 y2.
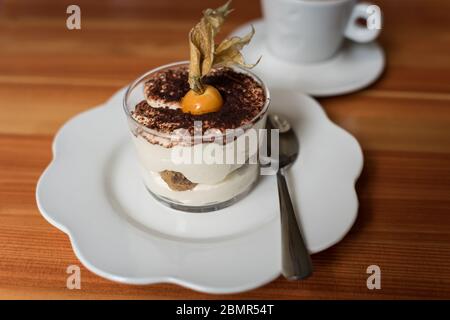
188 1 232 93
214 25 261 69
188 1 259 94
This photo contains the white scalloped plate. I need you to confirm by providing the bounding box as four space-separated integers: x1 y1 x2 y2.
36 88 363 294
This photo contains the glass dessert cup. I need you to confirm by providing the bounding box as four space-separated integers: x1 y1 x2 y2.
123 61 270 212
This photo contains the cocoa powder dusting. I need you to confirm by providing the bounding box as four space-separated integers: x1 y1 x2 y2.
132 67 266 134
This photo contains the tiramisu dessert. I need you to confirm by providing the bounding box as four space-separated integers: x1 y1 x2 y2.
123 2 270 211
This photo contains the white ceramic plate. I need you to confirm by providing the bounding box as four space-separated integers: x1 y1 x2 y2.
230 19 385 97
36 88 363 293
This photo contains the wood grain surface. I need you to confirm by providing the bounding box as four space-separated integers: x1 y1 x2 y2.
0 0 449 299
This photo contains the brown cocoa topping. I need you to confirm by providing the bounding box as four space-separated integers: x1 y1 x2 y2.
132 67 266 134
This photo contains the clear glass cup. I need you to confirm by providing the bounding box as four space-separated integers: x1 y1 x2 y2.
123 61 270 212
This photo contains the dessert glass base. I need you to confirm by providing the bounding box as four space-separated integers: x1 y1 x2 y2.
123 61 270 212
145 176 259 213
140 163 260 212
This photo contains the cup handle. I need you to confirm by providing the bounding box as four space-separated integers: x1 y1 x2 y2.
344 2 381 43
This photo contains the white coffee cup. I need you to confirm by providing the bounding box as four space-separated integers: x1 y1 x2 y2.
262 0 381 63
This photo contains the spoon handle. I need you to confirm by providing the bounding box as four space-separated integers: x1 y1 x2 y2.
276 169 313 280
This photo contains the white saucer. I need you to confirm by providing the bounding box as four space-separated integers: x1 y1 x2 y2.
36 88 363 293
229 19 385 97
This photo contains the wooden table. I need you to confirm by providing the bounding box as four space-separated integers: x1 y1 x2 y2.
0 0 449 299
